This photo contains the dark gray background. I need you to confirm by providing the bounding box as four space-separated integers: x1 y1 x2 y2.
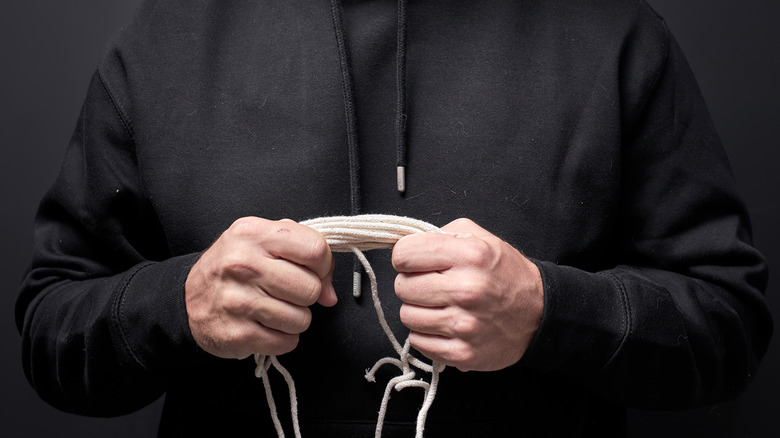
1 1 777 436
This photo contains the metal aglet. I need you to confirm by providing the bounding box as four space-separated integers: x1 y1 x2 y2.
352 270 362 298
397 166 406 193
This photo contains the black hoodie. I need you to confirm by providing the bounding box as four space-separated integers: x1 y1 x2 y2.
16 0 772 436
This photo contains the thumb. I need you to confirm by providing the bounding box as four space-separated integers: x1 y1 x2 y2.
316 258 338 307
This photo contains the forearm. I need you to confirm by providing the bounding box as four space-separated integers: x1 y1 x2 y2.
18 254 204 416
523 258 770 409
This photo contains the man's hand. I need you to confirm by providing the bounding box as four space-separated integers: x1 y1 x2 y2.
392 218 543 372
185 217 337 359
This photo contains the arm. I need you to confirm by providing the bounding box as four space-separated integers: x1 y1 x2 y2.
15 70 198 416
15 69 337 416
393 34 772 410
523 33 772 409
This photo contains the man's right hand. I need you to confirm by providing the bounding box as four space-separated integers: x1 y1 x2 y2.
185 217 337 359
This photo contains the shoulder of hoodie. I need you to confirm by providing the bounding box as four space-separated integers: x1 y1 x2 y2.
96 0 218 73
538 0 671 90
540 0 671 113
93 0 255 128
96 0 307 64
548 0 669 48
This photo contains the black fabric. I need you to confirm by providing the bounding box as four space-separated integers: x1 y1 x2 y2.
16 0 771 436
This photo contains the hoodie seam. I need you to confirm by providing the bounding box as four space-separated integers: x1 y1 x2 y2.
600 272 633 371
112 262 156 372
627 16 670 127
97 67 136 143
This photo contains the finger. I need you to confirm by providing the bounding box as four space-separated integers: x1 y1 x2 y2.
398 303 460 337
316 257 338 307
407 331 474 371
202 319 300 359
248 327 300 357
255 257 324 306
239 293 313 335
394 272 457 307
232 217 333 279
268 221 333 279
392 233 460 273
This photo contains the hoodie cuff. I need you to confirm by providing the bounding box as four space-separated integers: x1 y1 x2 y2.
113 253 210 374
521 260 629 379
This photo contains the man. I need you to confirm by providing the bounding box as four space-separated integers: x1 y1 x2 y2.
16 0 772 436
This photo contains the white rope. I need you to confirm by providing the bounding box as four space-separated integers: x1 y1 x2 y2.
254 214 446 438
254 354 300 438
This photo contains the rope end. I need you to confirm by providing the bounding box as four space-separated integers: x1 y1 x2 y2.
397 166 406 193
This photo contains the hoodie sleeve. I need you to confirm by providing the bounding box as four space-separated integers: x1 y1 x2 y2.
15 68 207 417
521 29 772 409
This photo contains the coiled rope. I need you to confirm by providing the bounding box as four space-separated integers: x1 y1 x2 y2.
254 214 446 438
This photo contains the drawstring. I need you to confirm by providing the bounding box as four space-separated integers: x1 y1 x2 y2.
329 0 362 214
330 0 411 295
330 0 364 296
330 0 410 198
395 0 409 194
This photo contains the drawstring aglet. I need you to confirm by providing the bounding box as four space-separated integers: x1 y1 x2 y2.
397 166 406 193
352 270 362 298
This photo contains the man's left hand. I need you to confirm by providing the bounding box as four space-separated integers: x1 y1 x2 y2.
392 218 543 372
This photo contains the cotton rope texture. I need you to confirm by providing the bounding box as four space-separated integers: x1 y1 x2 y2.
254 214 447 438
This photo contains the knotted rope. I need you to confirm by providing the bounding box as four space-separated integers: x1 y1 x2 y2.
254 214 446 438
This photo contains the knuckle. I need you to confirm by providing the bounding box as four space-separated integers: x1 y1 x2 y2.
247 297 312 334
219 249 257 279
299 276 322 306
217 284 259 314
398 304 414 327
238 293 268 320
305 237 330 262
460 238 492 266
455 278 488 306
451 218 473 228
450 314 479 337
223 292 251 315
253 327 300 356
210 285 237 311
394 274 408 299
270 334 300 355
391 236 418 271
221 324 251 353
449 343 477 366
229 216 262 237
295 308 313 333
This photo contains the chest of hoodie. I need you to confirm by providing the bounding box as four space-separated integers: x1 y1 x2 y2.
124 0 623 266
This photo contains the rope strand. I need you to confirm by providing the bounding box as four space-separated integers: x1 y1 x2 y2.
255 214 445 438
